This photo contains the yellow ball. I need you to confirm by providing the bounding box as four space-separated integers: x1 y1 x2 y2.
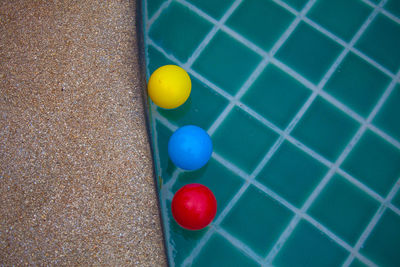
148 65 191 109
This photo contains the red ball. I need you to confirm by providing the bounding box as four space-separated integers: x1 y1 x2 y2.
171 184 217 230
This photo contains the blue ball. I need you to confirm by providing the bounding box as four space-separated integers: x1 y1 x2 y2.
168 125 212 170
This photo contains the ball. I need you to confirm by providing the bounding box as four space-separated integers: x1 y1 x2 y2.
147 65 191 109
168 125 212 171
172 184 217 230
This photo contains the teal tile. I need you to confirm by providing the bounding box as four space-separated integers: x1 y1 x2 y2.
149 2 213 62
308 174 380 245
147 0 165 18
165 200 208 265
256 141 328 208
213 106 279 174
281 0 308 11
192 31 261 95
273 220 348 267
221 185 294 257
350 259 368 267
241 64 311 129
361 209 400 267
384 0 400 18
355 14 400 73
276 22 343 84
292 97 360 162
226 0 294 51
341 130 400 197
155 123 176 184
307 0 372 42
392 191 400 210
192 233 259 267
187 0 235 19
147 45 175 75
158 77 229 130
172 158 244 217
373 85 400 142
324 52 390 117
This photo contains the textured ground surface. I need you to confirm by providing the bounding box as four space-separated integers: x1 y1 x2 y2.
0 1 166 265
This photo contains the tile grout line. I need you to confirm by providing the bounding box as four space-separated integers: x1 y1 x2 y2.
370 124 400 149
149 39 400 217
343 178 400 267
264 1 389 264
361 0 400 24
216 227 265 264
388 203 400 215
337 169 385 202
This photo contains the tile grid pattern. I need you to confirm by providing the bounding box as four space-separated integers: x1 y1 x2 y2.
143 0 400 266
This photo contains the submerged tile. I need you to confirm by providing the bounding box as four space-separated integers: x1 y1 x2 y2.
226 0 294 51
292 97 360 162
308 174 380 245
212 106 279 174
275 22 343 84
257 141 327 208
273 220 348 267
149 2 213 62
341 130 400 197
355 14 400 73
221 185 294 257
350 259 368 267
307 0 371 41
241 64 311 129
324 52 390 117
361 209 400 267
192 31 261 95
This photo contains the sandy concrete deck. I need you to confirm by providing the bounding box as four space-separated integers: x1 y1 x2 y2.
0 1 166 265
